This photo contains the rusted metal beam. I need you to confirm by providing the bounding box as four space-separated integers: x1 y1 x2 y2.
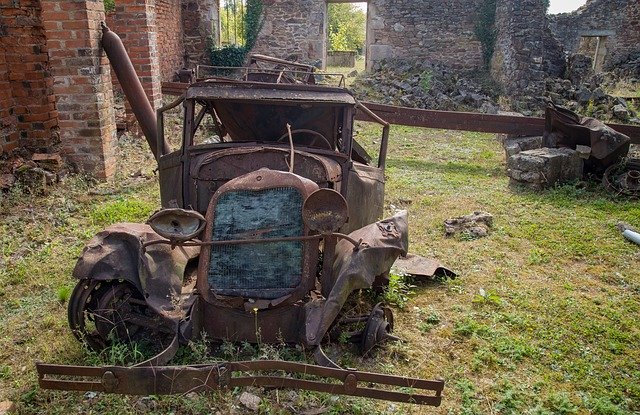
160 83 640 144
356 102 640 144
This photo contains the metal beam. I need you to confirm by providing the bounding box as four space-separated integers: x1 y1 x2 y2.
355 102 640 145
161 83 640 144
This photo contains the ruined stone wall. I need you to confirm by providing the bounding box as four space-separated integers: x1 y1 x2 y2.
252 0 326 65
182 0 219 67
157 0 184 80
0 0 58 155
366 0 484 71
549 0 640 69
491 0 546 96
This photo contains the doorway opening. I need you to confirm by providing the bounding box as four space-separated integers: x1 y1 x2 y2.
578 30 613 72
325 1 368 76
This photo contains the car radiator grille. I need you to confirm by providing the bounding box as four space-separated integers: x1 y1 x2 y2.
208 187 304 299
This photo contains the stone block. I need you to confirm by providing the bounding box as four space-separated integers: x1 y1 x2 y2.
507 147 583 189
502 135 543 157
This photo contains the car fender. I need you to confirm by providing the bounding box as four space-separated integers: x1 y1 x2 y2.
72 223 200 316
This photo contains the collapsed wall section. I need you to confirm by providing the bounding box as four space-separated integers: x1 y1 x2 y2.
548 0 640 70
366 0 484 71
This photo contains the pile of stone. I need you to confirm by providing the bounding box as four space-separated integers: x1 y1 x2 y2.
0 150 67 193
543 54 639 123
351 59 500 114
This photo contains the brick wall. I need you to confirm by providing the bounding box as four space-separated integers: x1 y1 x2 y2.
157 0 184 80
366 0 484 71
0 0 58 156
41 0 117 179
106 0 162 111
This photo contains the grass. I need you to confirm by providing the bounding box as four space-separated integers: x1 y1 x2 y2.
1 125 639 414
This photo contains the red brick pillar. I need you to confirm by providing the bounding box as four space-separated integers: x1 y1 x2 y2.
1 0 59 155
108 0 163 115
41 0 117 179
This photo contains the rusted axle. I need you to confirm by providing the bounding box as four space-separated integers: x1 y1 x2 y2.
36 360 444 406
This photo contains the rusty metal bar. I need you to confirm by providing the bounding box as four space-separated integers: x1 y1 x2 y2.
101 24 170 160
355 102 640 144
159 82 640 145
36 360 444 406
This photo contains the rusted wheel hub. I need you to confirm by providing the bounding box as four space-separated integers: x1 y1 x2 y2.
360 302 399 355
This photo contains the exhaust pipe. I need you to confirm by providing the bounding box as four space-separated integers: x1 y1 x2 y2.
101 23 170 160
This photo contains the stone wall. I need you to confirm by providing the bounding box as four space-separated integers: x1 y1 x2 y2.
182 0 219 68
549 0 640 69
157 0 185 80
491 0 546 96
366 0 484 71
0 0 59 155
252 0 326 65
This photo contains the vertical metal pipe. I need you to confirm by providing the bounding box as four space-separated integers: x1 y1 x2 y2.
101 23 170 160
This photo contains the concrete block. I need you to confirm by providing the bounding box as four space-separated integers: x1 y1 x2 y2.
507 147 583 189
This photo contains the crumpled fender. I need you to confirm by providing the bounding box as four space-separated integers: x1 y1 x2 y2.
305 210 409 345
72 223 200 317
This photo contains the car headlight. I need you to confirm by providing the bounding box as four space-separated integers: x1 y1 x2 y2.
302 189 348 233
147 208 206 241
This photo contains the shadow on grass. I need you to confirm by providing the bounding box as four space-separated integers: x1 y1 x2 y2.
510 181 639 213
387 158 504 178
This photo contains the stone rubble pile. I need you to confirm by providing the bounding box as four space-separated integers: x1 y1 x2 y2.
0 149 67 194
350 56 639 124
350 59 500 114
543 54 639 124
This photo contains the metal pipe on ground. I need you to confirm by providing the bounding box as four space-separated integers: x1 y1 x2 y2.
101 23 170 160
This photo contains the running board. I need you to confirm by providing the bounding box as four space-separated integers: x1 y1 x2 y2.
36 360 444 406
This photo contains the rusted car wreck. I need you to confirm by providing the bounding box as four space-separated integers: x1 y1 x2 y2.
36 26 445 406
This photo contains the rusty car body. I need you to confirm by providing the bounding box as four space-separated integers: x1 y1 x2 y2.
36 25 444 405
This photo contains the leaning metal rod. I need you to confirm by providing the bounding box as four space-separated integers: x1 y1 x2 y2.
143 233 363 250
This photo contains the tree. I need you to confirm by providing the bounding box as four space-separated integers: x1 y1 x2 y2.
327 4 366 53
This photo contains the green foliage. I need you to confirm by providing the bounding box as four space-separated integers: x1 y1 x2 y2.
420 70 433 92
381 273 415 309
546 392 579 414
55 285 71 304
327 4 366 52
89 197 155 226
103 0 115 13
472 287 503 306
210 45 248 67
212 0 263 67
474 0 497 68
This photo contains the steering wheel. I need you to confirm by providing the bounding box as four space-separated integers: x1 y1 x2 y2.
277 129 333 150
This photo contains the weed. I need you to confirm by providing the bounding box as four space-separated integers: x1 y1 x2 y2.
55 285 71 304
454 316 490 338
472 287 503 306
456 378 481 415
417 308 441 333
420 70 433 92
381 273 415 309
546 392 579 415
